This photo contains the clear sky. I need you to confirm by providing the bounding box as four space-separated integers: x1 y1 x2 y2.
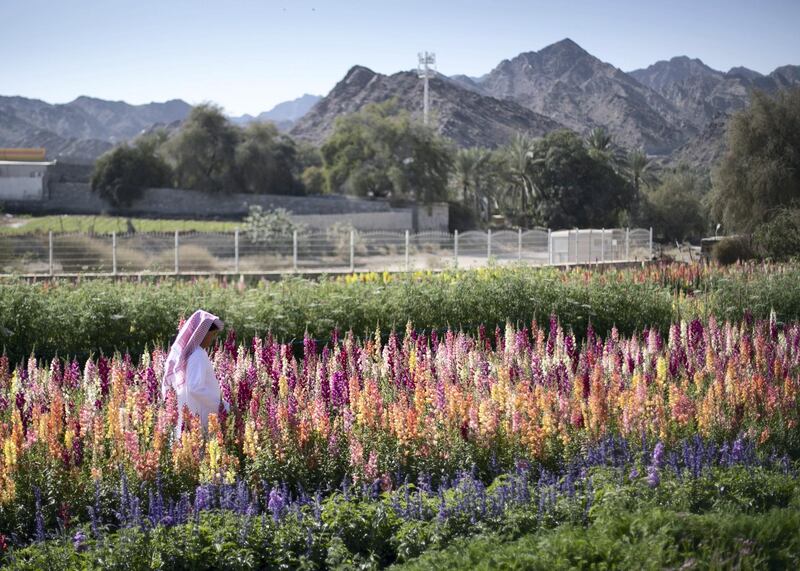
2 0 798 116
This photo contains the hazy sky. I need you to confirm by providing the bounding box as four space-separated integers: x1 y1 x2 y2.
3 0 798 115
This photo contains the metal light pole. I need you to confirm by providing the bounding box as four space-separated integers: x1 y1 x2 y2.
417 51 436 126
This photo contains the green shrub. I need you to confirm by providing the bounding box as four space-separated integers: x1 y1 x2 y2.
713 236 756 265
0 267 674 364
753 208 800 261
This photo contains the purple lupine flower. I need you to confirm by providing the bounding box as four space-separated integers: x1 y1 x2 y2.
34 487 45 541
268 489 286 522
647 466 660 488
98 356 110 398
652 442 665 470
73 530 87 552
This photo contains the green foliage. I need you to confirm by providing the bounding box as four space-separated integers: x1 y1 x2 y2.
5 467 800 570
713 236 756 265
234 122 303 195
301 165 327 195
321 100 453 202
242 205 305 244
0 267 674 364
90 138 172 207
753 208 800 261
164 104 239 193
642 167 708 242
0 215 240 235
712 88 800 232
526 130 635 228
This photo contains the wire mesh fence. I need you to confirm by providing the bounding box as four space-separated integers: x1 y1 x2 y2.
0 227 653 276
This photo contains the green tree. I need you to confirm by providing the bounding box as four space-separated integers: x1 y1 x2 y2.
321 100 452 202
528 130 634 228
453 147 489 221
501 133 541 224
642 168 708 242
164 103 239 192
712 88 800 231
235 122 303 195
301 166 326 195
624 148 659 195
90 138 172 207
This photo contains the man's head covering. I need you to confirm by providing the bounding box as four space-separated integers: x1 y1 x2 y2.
163 309 223 393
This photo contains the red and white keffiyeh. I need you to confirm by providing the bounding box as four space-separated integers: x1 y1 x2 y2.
162 309 223 392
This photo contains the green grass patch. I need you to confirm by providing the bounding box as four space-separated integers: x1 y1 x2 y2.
0 215 240 235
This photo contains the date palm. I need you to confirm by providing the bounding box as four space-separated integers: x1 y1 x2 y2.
625 148 659 194
453 147 489 216
503 133 542 217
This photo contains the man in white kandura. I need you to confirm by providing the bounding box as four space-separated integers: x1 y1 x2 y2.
162 309 224 433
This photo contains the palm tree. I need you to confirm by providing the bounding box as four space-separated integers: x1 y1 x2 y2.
503 133 541 217
585 127 614 163
624 148 659 195
453 147 489 217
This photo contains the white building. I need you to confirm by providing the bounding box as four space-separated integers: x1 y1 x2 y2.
0 160 54 202
550 228 651 263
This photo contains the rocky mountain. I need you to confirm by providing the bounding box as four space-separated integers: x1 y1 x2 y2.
230 94 321 131
630 57 800 130
0 95 191 160
474 38 690 154
290 65 563 148
2 39 798 167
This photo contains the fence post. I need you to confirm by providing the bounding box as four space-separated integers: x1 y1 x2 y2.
454 230 459 269
548 229 553 265
174 230 179 275
292 230 298 272
601 228 605 263
234 229 240 274
349 230 355 273
405 230 410 272
589 229 593 264
48 231 53 276
487 229 492 262
518 228 522 261
573 228 579 264
649 227 653 260
625 227 630 260
112 232 117 276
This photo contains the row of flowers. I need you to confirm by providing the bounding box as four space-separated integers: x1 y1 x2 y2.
1 314 799 539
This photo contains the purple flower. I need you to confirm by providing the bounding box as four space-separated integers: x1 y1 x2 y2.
73 530 87 552
652 442 665 470
647 466 660 488
268 489 286 522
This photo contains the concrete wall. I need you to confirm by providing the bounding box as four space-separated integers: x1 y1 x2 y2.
0 163 47 201
1 181 450 231
294 204 449 231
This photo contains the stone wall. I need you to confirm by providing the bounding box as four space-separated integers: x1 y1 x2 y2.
0 163 48 201
1 181 449 231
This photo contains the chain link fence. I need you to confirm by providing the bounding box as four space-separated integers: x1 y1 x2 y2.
0 227 653 276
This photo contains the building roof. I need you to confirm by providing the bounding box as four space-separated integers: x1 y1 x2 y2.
0 160 56 166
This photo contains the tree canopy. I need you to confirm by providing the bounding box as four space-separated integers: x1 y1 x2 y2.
712 88 800 232
90 137 172 207
526 130 634 228
321 100 452 202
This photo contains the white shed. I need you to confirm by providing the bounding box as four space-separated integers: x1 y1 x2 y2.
0 161 54 201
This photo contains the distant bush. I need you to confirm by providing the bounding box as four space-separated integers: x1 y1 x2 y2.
753 208 800 261
91 140 172 207
713 236 756 265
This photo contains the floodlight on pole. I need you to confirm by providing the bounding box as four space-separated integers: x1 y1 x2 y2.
417 51 436 126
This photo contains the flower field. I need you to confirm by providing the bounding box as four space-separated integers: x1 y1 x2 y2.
2 292 800 567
